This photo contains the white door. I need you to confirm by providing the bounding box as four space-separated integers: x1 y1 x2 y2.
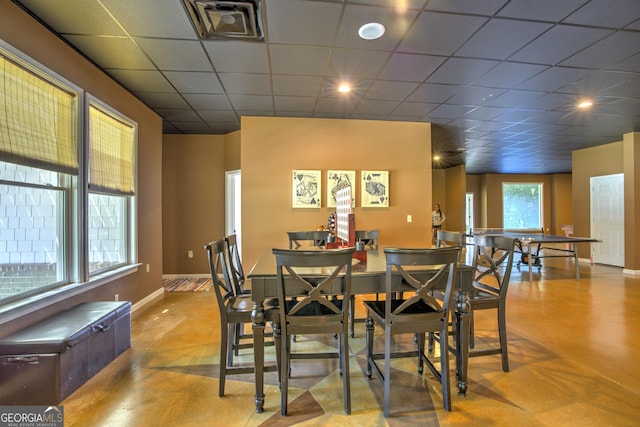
225 170 242 251
590 174 624 266
465 192 474 233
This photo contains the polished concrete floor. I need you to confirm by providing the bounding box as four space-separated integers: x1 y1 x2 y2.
61 258 640 426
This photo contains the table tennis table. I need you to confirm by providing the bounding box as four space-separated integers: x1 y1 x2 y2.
469 229 600 281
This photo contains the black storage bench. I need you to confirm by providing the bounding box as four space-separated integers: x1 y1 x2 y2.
0 301 131 405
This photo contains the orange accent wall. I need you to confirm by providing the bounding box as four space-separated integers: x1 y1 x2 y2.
240 116 432 268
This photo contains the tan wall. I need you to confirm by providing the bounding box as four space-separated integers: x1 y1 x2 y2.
241 116 432 268
225 130 241 171
444 164 467 232
550 174 573 235
1 0 163 333
163 135 225 274
623 132 640 269
572 141 624 258
466 174 482 231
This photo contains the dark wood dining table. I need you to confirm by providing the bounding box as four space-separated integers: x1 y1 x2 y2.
247 247 474 413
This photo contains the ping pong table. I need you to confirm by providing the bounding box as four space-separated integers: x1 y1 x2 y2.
469 229 600 281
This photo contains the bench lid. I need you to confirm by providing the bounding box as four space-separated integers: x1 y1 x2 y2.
0 301 131 355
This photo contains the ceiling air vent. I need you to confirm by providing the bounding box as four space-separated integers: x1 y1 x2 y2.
182 0 263 41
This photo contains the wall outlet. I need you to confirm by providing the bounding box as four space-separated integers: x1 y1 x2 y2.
114 293 119 301
407 214 412 223
146 264 150 273
187 250 194 258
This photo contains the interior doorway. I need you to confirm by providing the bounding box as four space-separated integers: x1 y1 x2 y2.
465 192 474 233
590 173 624 267
226 170 242 253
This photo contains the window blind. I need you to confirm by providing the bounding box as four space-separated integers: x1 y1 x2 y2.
0 54 78 174
89 105 135 195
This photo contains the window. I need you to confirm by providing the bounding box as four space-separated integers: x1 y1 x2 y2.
0 40 137 305
502 183 542 229
87 102 136 275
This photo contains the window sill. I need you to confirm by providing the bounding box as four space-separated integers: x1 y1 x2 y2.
0 264 140 325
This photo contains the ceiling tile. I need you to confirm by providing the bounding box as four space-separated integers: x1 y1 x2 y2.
163 71 224 94
425 0 508 15
563 0 640 27
509 25 613 65
326 48 391 79
182 94 232 110
377 53 447 82
63 35 155 70
472 62 548 89
204 41 269 73
517 67 591 92
397 12 488 56
218 73 272 95
426 58 499 85
457 19 551 60
272 75 323 97
560 31 640 69
265 0 343 45
497 0 588 22
364 81 421 101
135 38 212 71
269 45 331 76
105 69 175 92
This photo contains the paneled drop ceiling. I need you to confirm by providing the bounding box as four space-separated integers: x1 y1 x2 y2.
11 0 640 174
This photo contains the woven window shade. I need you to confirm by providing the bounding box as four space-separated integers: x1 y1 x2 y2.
0 54 78 174
89 105 135 195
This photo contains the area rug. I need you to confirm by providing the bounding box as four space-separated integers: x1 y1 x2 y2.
163 277 212 292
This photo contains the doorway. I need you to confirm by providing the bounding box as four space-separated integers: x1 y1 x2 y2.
226 169 241 253
590 173 624 267
465 192 474 233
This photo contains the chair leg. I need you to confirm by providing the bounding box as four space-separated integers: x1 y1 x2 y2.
417 332 425 374
383 327 392 418
439 325 452 411
342 322 351 414
498 304 509 372
365 316 374 379
271 320 282 390
219 323 229 397
350 295 355 338
281 332 291 415
234 322 243 356
226 323 235 368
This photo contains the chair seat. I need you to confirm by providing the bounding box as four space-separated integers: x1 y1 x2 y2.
363 299 438 318
229 295 278 313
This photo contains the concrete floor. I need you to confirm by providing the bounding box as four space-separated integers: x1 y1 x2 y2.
61 258 640 426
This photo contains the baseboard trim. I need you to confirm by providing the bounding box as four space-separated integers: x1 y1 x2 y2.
132 287 164 313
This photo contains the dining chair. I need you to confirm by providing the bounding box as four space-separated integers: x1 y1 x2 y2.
272 247 355 415
355 229 379 250
204 239 280 397
467 234 517 372
350 230 380 338
287 230 330 249
363 246 461 416
224 234 254 361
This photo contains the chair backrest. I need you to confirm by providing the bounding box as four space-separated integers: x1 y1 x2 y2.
204 239 235 320
383 247 460 325
224 234 245 295
355 230 379 250
471 234 516 298
436 230 468 260
287 230 330 249
272 248 355 326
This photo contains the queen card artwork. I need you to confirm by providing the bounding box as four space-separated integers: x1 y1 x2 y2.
361 170 389 207
327 170 356 208
292 170 321 208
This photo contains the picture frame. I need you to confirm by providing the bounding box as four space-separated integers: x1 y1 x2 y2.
361 170 389 208
327 170 356 208
292 170 321 208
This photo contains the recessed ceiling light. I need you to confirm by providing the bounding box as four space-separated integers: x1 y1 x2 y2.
358 22 385 40
338 84 351 93
577 100 593 109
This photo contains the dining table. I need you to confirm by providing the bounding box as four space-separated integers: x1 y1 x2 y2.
247 246 474 413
